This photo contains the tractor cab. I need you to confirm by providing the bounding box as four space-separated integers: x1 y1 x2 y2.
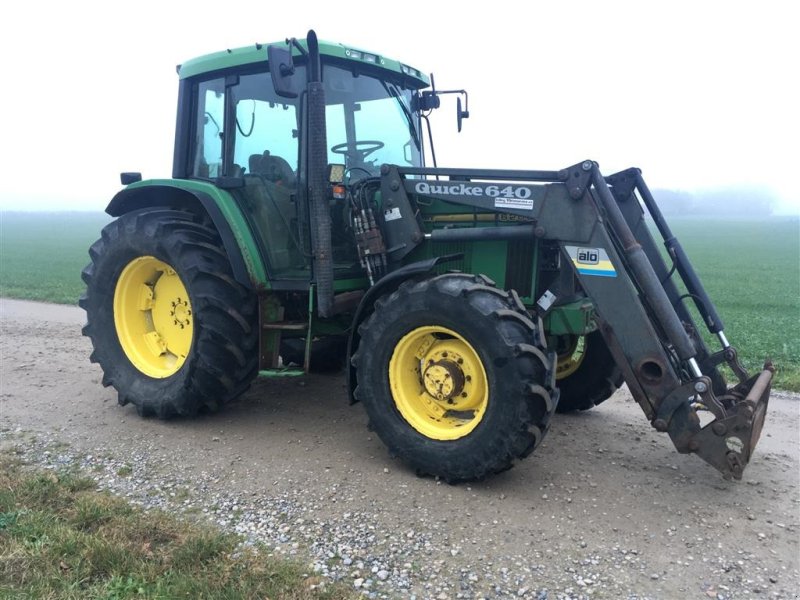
173 37 431 283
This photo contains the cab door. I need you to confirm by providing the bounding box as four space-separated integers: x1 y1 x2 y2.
227 70 310 281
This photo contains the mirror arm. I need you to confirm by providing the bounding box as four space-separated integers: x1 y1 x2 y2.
422 87 470 131
286 37 308 58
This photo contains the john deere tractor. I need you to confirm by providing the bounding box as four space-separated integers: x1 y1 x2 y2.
81 30 773 482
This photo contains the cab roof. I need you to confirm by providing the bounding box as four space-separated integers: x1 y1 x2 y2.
178 38 430 89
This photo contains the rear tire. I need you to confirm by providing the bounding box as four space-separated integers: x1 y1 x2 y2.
554 331 623 413
353 274 558 482
80 208 258 418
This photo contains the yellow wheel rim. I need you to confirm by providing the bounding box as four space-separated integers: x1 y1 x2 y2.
556 336 586 380
389 326 488 441
113 256 193 378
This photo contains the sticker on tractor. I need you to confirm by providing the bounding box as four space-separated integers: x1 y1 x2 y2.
726 436 744 454
384 207 402 221
565 246 617 278
494 197 534 210
537 289 557 311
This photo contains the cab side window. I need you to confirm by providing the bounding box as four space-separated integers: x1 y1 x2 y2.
232 73 299 184
230 72 306 276
191 79 225 178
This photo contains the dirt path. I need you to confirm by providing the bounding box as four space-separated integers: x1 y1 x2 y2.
1 297 798 599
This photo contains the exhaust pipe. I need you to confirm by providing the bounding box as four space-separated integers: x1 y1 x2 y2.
306 30 334 317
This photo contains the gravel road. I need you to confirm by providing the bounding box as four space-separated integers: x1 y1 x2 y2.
1 297 798 599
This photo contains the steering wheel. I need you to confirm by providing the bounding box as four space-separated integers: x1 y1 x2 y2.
330 140 385 162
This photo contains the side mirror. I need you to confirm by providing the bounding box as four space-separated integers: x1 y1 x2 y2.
120 172 142 185
457 96 470 132
268 45 298 98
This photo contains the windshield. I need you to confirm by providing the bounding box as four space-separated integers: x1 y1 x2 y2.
324 64 422 179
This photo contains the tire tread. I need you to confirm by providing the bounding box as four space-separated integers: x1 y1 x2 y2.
81 208 258 419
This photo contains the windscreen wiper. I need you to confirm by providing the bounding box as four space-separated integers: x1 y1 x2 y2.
382 82 421 150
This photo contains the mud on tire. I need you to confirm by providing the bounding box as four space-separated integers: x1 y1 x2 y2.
353 273 558 482
80 208 258 418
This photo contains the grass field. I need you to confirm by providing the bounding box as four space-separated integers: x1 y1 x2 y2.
1 211 798 390
661 217 799 391
0 212 111 304
0 450 348 599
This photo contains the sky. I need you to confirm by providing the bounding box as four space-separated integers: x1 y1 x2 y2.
1 0 798 214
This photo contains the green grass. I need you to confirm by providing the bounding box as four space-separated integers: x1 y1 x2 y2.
664 217 799 391
0 212 111 304
0 452 350 600
0 211 797 390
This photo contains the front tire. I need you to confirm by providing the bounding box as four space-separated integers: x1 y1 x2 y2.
80 208 258 418
353 274 558 482
554 331 623 413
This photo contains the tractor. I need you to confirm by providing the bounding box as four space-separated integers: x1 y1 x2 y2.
81 30 773 482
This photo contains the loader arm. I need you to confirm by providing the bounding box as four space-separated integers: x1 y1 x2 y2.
378 160 772 480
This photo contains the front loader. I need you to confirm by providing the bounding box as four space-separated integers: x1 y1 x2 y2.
81 30 772 483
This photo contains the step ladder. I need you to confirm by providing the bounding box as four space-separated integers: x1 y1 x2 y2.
258 287 314 377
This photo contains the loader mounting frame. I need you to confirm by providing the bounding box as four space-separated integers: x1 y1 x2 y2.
377 160 772 480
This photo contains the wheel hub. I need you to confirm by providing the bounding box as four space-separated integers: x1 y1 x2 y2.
423 358 466 401
389 326 489 440
170 297 191 328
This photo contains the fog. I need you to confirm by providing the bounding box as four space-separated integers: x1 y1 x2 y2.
1 0 797 215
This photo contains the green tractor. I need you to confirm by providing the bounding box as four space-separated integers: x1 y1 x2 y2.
81 30 773 482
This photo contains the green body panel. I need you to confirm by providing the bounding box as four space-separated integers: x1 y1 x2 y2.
470 241 507 288
332 278 368 293
406 192 602 328
406 237 540 304
178 39 429 88
125 179 269 287
545 300 598 336
404 192 541 303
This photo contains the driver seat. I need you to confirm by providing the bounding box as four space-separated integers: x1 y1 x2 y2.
249 151 296 188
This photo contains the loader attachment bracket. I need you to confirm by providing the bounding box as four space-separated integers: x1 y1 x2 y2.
561 160 595 200
657 363 773 480
699 345 750 384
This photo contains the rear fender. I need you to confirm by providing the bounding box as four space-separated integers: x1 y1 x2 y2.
346 255 462 403
106 180 267 289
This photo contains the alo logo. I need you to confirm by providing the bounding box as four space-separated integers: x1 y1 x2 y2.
577 248 600 265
